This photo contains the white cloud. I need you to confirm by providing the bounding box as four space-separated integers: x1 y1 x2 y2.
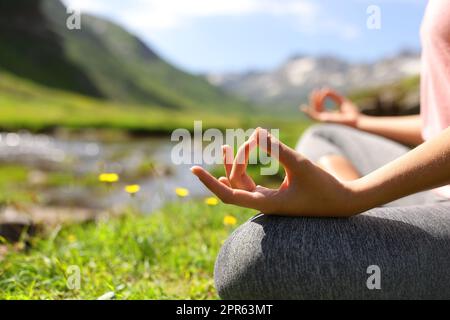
64 0 318 30
63 0 360 40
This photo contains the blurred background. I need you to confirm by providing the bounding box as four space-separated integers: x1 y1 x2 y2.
0 0 427 298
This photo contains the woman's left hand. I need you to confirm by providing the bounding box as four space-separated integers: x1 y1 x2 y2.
191 128 360 217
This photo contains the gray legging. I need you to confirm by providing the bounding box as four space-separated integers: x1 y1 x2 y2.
215 124 450 299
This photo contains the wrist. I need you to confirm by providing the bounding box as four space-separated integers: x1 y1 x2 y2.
341 178 377 215
354 114 369 130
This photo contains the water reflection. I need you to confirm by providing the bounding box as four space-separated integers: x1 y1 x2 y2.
0 132 210 213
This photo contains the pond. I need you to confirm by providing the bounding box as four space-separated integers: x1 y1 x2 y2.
0 131 211 213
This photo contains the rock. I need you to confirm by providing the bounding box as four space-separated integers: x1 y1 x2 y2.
27 170 48 186
0 205 109 243
0 207 36 243
0 221 37 243
97 291 115 300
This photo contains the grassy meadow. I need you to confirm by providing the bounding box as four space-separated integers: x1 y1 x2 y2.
0 71 309 138
0 69 311 300
0 200 256 299
0 72 243 133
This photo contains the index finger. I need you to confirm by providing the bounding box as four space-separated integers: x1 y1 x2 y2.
222 145 234 179
318 89 344 110
310 90 323 112
231 129 258 179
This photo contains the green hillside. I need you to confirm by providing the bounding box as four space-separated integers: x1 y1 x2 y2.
0 71 247 133
0 0 101 97
0 0 253 113
350 75 420 116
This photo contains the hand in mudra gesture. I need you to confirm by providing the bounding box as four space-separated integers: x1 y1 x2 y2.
301 88 360 127
191 128 358 217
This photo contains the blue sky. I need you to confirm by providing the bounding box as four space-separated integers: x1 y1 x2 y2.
63 0 428 73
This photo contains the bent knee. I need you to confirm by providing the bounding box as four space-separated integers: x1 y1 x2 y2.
214 213 450 299
214 215 369 300
214 217 266 300
214 215 346 300
215 215 326 299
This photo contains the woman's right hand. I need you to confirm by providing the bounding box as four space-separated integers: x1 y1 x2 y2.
190 128 359 217
301 88 360 127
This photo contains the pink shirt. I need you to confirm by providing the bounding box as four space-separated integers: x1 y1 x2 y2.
420 0 450 198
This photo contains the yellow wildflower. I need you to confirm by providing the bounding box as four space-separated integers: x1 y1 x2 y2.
67 234 77 243
175 187 189 198
99 173 119 183
125 184 141 195
204 197 219 206
223 215 237 226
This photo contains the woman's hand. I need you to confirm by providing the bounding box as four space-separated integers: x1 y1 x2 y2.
301 88 360 127
191 128 359 217
301 88 424 145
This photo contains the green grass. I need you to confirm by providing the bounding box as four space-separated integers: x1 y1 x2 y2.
0 121 309 299
0 71 310 135
0 71 249 133
0 124 310 299
0 201 256 299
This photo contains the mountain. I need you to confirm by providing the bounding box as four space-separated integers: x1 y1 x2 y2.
207 51 421 112
0 0 101 97
0 0 251 112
